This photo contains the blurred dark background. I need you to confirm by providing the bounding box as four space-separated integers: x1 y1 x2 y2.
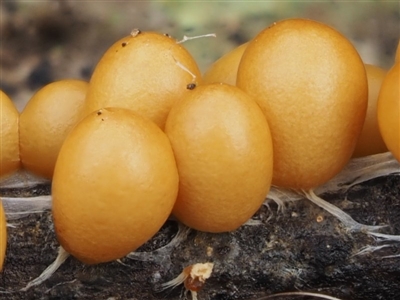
1 0 399 111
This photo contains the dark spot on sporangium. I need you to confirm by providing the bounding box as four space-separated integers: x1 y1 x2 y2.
187 83 196 90
164 33 170 37
122 42 127 47
97 110 102 116
101 118 104 121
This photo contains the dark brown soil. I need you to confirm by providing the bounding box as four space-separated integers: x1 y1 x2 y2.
1 174 400 300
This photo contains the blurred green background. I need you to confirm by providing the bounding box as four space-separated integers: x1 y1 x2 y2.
1 0 399 110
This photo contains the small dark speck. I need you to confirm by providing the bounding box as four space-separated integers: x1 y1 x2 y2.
164 33 170 37
217 246 231 255
97 111 102 116
122 42 127 47
187 83 196 90
101 118 104 121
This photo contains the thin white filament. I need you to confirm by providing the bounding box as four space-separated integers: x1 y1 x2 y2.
126 222 191 267
315 152 399 195
369 232 400 242
352 244 392 257
21 246 70 291
2 196 52 220
303 189 386 233
176 33 216 44
257 291 343 300
0 170 50 189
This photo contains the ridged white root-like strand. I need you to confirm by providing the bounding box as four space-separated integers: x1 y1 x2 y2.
265 152 400 210
264 187 300 212
303 189 386 233
21 246 70 291
257 192 291 224
1 170 52 220
160 271 188 290
126 222 191 268
381 254 400 259
245 219 263 226
44 279 77 294
315 152 400 195
367 231 400 251
261 152 399 236
2 196 52 220
352 244 392 257
257 291 343 299
191 291 198 300
369 232 400 242
0 170 50 189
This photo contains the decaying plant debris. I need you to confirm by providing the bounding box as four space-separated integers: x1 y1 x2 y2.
0 153 400 300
